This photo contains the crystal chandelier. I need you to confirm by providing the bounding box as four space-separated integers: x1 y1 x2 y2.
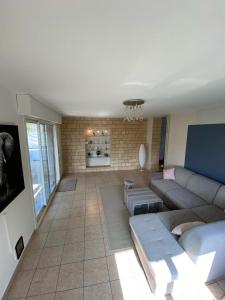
123 99 145 122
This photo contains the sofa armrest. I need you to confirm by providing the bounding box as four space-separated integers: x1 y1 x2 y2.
149 172 163 183
179 220 225 282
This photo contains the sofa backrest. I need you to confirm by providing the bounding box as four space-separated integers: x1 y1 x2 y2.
174 166 195 187
179 220 225 282
186 174 221 204
214 186 225 209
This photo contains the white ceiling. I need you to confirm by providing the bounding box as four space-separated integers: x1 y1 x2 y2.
0 0 225 117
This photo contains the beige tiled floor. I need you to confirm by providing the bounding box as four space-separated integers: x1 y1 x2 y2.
4 170 225 300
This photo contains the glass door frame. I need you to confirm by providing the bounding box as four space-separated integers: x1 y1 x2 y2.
39 122 51 202
45 123 57 194
25 118 58 221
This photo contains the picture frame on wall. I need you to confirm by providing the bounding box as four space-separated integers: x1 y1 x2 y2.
0 124 25 213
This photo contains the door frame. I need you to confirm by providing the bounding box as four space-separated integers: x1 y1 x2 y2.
24 118 59 224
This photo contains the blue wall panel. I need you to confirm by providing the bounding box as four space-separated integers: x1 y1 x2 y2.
185 124 225 184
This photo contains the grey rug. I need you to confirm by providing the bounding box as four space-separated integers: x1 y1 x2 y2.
100 185 133 251
58 175 77 192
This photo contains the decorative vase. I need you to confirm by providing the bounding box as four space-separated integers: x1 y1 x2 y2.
139 144 146 171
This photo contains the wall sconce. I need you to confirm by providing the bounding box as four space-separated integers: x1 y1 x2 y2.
87 128 93 136
86 128 109 136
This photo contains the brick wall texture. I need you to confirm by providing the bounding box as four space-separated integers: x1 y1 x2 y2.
61 117 147 173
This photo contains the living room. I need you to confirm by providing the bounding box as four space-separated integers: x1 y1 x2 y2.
1 1 225 300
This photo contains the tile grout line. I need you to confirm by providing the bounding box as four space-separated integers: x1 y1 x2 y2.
97 182 113 299
100 192 114 299
54 207 66 298
46 190 76 298
22 226 48 299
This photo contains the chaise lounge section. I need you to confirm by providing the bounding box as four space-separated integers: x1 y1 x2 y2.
130 166 225 296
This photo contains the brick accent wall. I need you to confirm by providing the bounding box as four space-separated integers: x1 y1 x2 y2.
61 117 147 173
151 117 162 172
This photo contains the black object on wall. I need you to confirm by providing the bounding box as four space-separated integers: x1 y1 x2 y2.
0 125 25 212
185 123 225 184
15 236 24 259
159 117 167 168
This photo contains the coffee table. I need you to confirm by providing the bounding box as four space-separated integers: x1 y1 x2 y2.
124 187 163 216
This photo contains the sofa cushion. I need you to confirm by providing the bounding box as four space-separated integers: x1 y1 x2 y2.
186 174 221 204
151 179 181 195
157 209 201 231
171 221 205 236
163 168 175 180
191 205 225 223
174 167 195 188
165 188 206 209
213 186 225 209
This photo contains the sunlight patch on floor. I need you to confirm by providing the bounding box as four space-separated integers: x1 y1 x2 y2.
113 248 217 300
114 248 154 299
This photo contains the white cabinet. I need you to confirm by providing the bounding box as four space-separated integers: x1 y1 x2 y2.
86 156 110 167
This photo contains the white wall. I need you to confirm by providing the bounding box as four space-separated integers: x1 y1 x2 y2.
165 111 197 166
196 106 225 124
0 88 62 299
17 94 62 124
0 87 35 298
166 105 225 166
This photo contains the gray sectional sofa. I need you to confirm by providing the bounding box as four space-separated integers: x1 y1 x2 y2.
129 166 225 296
151 166 225 225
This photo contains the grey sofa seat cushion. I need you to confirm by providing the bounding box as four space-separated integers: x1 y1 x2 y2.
191 205 225 223
157 209 201 231
213 186 225 209
129 214 196 283
174 167 195 188
151 179 181 195
186 174 221 204
165 188 206 209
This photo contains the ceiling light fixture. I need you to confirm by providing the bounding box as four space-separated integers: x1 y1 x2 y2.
123 99 145 122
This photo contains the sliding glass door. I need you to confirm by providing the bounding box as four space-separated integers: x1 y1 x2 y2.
26 120 57 217
46 124 56 193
